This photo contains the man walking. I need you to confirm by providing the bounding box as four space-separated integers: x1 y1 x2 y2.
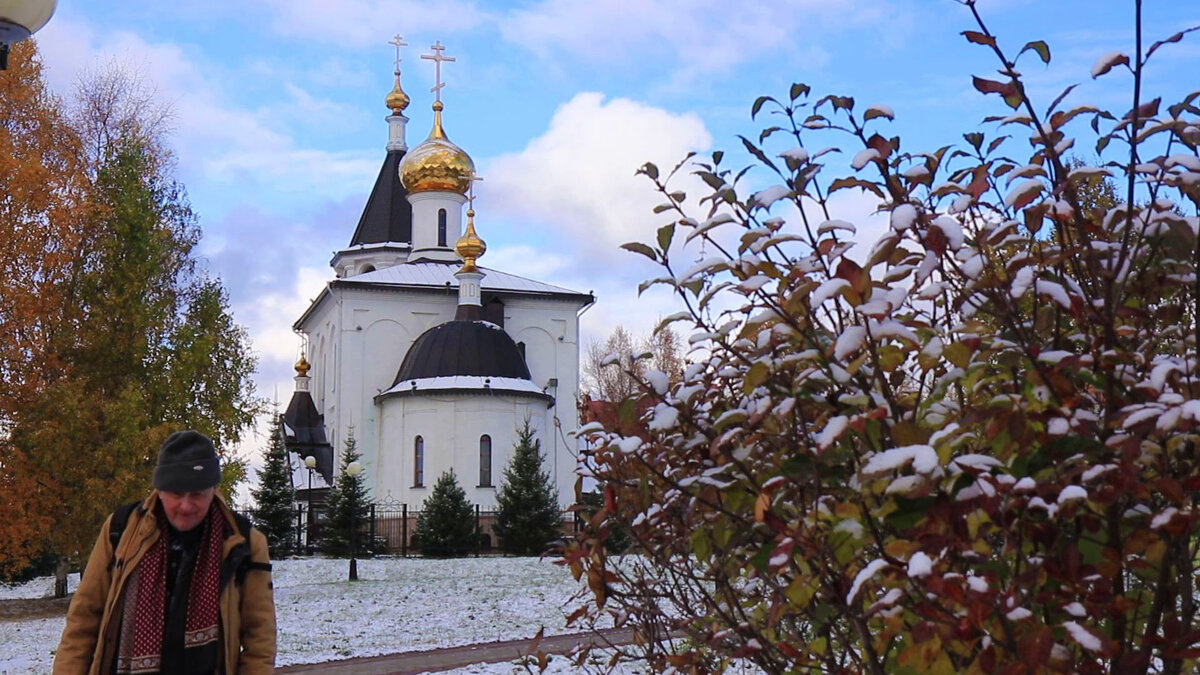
54 431 276 674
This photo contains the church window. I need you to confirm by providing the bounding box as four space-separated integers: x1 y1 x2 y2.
438 209 447 247
479 435 492 487
414 436 425 487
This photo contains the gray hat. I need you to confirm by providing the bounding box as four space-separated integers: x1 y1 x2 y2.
153 431 221 492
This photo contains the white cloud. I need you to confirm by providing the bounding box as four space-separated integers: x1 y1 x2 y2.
259 0 489 47
484 244 573 283
34 17 379 205
499 0 901 79
482 92 711 268
239 266 330 367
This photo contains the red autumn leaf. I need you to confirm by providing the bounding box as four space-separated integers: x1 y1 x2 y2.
925 226 948 256
973 76 1017 98
962 31 996 48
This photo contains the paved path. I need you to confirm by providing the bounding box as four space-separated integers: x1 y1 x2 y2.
276 628 636 674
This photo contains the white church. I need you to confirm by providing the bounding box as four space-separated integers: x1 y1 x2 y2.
280 39 593 516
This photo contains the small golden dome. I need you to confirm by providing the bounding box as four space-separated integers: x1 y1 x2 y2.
294 355 311 377
455 208 487 273
399 101 475 194
385 73 410 113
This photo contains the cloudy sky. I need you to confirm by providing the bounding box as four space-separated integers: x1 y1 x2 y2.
25 0 1200 471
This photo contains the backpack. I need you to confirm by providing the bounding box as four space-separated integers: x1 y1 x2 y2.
108 500 270 586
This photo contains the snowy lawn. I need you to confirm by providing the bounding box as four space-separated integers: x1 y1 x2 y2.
0 556 603 673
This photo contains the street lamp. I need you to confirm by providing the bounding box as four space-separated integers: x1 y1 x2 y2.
0 0 57 70
303 455 317 553
346 460 363 581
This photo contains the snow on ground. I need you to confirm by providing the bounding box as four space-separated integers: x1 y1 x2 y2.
0 556 606 674
436 653 763 675
0 575 79 600
434 652 653 674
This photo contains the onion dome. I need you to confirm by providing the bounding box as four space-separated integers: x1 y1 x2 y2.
385 71 410 114
455 208 486 273
392 320 530 385
294 354 311 376
398 101 475 194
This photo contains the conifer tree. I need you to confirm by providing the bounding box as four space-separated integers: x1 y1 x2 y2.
493 421 561 555
251 411 295 556
413 470 476 557
320 428 371 556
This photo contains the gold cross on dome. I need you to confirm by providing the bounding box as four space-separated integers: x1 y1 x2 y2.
421 41 456 102
388 34 408 71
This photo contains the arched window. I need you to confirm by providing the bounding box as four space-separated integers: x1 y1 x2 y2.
437 209 447 247
414 436 425 487
479 435 492 487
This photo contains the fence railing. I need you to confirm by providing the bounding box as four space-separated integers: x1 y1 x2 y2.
235 501 582 556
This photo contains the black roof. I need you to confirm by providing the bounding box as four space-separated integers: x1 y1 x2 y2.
280 395 334 484
348 149 413 246
393 320 532 385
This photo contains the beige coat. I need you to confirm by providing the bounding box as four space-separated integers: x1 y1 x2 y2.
53 492 276 674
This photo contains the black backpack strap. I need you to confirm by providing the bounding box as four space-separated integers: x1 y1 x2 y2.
108 500 143 571
109 500 142 554
230 512 272 586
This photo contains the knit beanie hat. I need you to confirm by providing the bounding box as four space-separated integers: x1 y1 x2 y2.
152 430 221 492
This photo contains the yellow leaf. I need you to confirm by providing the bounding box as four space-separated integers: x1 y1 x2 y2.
1146 539 1167 564
784 577 816 608
835 502 861 518
891 421 928 446
885 539 917 558
944 342 971 368
967 510 990 540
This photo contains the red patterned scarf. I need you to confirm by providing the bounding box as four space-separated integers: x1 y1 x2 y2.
115 502 227 674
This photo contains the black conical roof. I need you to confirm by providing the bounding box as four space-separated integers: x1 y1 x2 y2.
280 393 334 484
348 149 413 246
393 320 531 385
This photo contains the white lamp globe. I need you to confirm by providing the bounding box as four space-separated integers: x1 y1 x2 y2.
0 0 57 44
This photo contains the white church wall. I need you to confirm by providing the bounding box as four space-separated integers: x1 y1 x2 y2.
504 298 584 503
298 281 587 511
377 394 561 510
408 191 465 261
321 287 456 480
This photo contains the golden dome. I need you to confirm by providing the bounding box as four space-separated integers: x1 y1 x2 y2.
294 355 311 377
399 101 475 194
455 208 487 273
385 73 410 114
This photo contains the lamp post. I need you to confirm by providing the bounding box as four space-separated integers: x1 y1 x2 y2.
346 460 363 581
303 455 317 554
0 0 57 70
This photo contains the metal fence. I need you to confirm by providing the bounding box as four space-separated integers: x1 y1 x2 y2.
236 499 581 556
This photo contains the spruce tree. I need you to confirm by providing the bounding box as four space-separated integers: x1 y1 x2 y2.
320 428 372 557
413 470 476 557
493 421 562 555
251 411 295 556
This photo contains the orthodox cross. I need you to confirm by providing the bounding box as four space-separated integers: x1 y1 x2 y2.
421 41 456 102
467 173 484 210
388 34 408 72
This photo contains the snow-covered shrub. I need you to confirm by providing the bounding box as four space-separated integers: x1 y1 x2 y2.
564 6 1200 674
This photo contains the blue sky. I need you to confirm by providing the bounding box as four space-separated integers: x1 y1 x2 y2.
25 0 1200 463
